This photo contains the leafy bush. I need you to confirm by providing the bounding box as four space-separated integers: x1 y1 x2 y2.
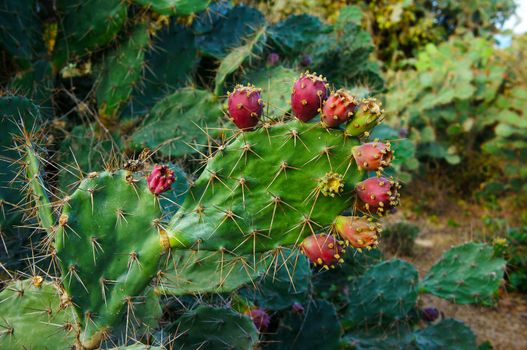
381 221 420 256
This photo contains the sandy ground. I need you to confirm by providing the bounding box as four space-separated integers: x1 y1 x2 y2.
383 207 527 350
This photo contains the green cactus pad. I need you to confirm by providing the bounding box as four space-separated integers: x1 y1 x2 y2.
268 299 340 350
243 249 311 310
175 305 258 350
9 60 54 116
108 345 163 350
54 0 127 66
214 27 266 95
130 88 223 157
132 0 210 16
268 14 326 57
420 242 506 305
415 319 477 350
194 5 266 59
126 23 198 117
0 279 77 350
55 170 166 346
156 249 272 295
345 259 418 327
159 163 189 215
96 22 150 119
244 66 298 118
169 120 362 253
0 0 42 61
57 124 121 192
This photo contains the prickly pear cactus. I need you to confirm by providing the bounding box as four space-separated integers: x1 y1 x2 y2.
174 305 259 350
168 120 363 252
421 242 506 304
0 279 77 349
54 170 166 346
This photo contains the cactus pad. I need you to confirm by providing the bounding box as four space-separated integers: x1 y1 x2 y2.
168 120 362 252
130 88 223 157
415 319 477 350
346 259 418 327
175 305 258 350
132 0 210 16
420 242 505 304
0 279 77 349
55 170 166 345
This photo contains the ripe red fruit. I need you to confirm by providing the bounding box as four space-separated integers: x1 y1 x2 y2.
291 72 328 122
352 141 393 171
147 165 175 195
246 308 270 332
334 216 380 250
321 89 358 127
356 176 400 215
300 233 344 269
227 84 263 130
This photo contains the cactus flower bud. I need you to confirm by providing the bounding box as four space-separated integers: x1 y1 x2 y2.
147 165 175 195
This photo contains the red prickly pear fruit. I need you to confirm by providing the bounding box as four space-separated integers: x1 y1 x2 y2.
356 176 400 215
291 302 305 314
291 72 329 122
345 97 383 137
334 216 380 250
147 165 175 195
246 308 270 332
300 233 344 269
352 141 393 171
321 89 358 128
227 84 263 130
421 307 440 322
266 52 280 66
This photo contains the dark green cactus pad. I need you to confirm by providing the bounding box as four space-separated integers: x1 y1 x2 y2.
9 60 54 117
214 27 266 95
96 22 150 119
193 5 266 59
175 305 258 350
108 345 163 350
0 96 40 232
415 319 477 350
0 279 77 349
132 0 210 16
265 299 340 350
156 249 272 295
130 88 223 157
344 325 415 350
0 0 42 61
242 249 311 310
244 66 298 117
55 170 166 345
126 23 198 117
420 242 505 305
345 259 418 327
57 124 121 192
54 0 128 66
168 120 362 252
268 14 327 58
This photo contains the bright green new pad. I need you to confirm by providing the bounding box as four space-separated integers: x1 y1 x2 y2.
169 120 362 252
132 0 210 16
157 249 272 295
0 279 77 349
421 242 505 305
55 170 165 345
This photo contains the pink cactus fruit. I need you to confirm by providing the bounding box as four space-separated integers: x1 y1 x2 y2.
352 141 393 171
334 216 380 250
291 72 329 122
246 308 270 332
147 165 175 195
321 89 358 127
227 84 264 130
356 176 400 215
300 233 344 269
